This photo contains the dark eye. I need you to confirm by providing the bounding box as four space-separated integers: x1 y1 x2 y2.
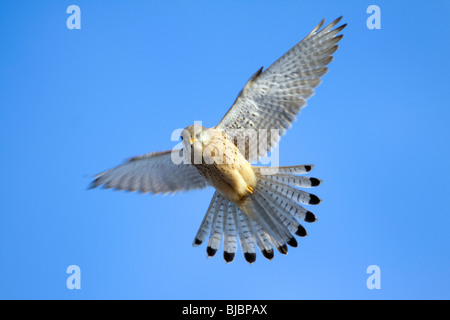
180 136 184 141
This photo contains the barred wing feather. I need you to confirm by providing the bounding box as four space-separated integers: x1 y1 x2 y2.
90 150 208 194
216 17 346 161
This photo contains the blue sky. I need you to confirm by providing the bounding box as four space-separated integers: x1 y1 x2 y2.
1 1 449 299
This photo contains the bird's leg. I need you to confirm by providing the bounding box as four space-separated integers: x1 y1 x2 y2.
236 185 254 202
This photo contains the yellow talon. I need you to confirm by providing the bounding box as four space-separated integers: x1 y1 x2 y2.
247 185 254 194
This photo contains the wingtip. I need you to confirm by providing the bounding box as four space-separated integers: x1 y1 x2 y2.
334 16 343 24
87 179 99 190
316 16 344 33
334 34 344 42
339 23 348 31
314 19 325 33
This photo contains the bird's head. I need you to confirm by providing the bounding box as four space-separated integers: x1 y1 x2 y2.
181 124 208 148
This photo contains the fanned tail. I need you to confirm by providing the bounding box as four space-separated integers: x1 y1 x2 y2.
193 165 321 264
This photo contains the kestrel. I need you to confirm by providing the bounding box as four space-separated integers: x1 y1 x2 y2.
90 17 346 263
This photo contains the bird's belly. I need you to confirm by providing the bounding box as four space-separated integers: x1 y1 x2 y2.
194 162 256 203
192 127 257 202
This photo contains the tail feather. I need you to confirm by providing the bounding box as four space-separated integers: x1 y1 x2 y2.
206 196 227 257
258 183 317 223
253 192 299 250
193 165 321 263
255 165 314 175
249 220 274 260
262 174 322 188
223 203 238 262
250 193 294 250
234 207 257 263
193 192 219 246
247 204 282 258
258 175 321 205
257 185 303 235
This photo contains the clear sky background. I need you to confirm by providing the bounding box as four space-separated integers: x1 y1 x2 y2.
1 1 449 300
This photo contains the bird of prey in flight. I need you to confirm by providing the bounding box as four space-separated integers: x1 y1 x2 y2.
90 17 346 263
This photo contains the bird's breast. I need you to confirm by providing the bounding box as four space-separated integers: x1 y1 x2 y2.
194 129 257 203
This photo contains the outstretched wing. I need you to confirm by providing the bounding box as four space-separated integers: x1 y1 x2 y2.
216 17 346 161
89 150 208 194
